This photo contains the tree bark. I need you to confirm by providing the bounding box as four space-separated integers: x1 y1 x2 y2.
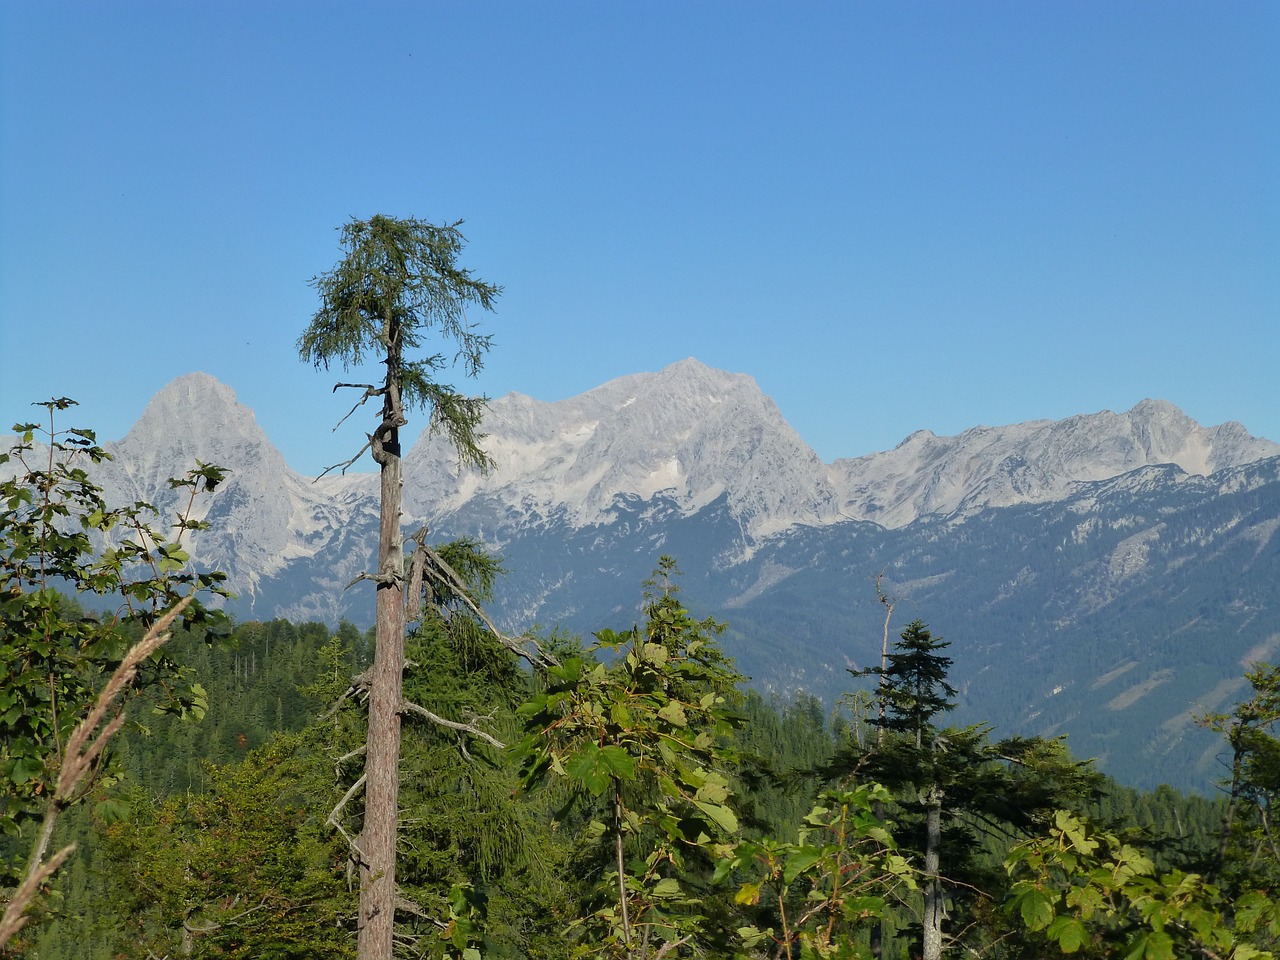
922 786 944 960
357 425 406 960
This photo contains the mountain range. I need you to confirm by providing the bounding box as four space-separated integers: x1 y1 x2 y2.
7 359 1278 792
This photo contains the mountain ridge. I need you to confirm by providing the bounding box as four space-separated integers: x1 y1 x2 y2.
394 358 1277 539
7 360 1275 593
5 361 1278 790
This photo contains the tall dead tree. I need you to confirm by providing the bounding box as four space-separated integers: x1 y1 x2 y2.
299 214 499 960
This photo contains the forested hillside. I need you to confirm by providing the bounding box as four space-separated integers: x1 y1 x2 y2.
11 589 1277 960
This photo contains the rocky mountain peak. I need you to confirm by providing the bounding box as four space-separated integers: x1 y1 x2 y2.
403 359 838 541
107 373 286 499
828 400 1279 528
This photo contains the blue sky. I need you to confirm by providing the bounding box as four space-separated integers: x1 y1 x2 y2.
2 2 1276 476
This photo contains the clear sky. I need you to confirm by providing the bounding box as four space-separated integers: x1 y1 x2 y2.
2 2 1276 476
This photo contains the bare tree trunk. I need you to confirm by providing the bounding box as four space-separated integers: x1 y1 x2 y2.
870 578 893 960
614 785 633 956
357 423 406 960
921 786 944 960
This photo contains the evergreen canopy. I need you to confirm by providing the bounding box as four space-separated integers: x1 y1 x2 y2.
297 214 501 468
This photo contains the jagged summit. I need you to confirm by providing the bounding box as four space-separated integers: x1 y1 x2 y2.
403 358 837 540
84 373 379 619
105 366 1278 543
828 399 1280 527
112 373 282 494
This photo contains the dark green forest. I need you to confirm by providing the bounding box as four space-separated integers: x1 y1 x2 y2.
7 572 1279 959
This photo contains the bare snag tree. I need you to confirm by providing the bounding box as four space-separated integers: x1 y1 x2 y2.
299 214 499 960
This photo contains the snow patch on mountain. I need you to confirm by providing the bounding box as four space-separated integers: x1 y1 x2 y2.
403 358 840 542
7 363 1276 612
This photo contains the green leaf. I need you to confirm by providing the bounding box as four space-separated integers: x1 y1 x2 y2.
1123 933 1149 960
1017 888 1055 931
11 755 43 784
651 877 681 900
187 683 209 721
1046 915 1089 953
657 700 688 727
842 895 887 920
599 745 636 781
1142 931 1175 960
693 798 738 835
610 701 632 726
566 745 612 796
94 798 132 824
640 642 668 664
782 848 827 885
1235 890 1280 933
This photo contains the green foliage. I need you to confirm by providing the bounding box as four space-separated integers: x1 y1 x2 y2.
854 620 956 749
7 459 1271 960
513 557 744 958
834 617 1102 959
732 691 837 844
116 617 364 796
395 541 572 958
0 400 228 941
1005 809 1278 959
1197 662 1280 953
290 538 574 958
297 214 500 469
718 782 915 959
101 732 355 958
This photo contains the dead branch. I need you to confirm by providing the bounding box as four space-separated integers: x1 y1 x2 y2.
316 437 374 480
875 572 895 742
327 773 368 865
335 744 367 770
330 383 383 432
653 934 693 958
0 595 193 949
405 527 430 626
183 897 271 935
401 700 505 750
319 672 371 722
0 844 74 947
413 537 557 667
394 894 438 923
345 570 401 591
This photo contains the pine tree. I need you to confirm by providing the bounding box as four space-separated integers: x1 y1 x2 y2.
841 620 1099 960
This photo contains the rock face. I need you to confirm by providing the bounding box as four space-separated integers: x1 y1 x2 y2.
825 397 1279 528
404 360 1278 538
18 362 1276 612
93 372 379 619
403 358 839 542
